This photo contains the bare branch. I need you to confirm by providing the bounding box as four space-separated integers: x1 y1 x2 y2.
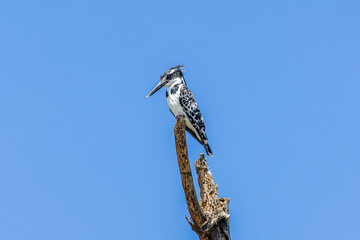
174 116 231 240
174 116 206 235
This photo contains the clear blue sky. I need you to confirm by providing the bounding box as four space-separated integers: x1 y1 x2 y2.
1 1 359 239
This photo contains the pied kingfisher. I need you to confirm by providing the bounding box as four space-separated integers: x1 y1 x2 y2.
147 65 213 157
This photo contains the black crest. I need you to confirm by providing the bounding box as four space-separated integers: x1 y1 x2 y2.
160 64 185 80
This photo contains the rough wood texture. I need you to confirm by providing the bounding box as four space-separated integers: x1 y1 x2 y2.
174 116 231 240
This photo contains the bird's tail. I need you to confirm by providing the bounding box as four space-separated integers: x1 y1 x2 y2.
204 141 213 157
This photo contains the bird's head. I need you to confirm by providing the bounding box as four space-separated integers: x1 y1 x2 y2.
146 64 185 98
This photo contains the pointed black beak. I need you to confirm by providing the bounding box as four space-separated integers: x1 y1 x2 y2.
146 80 167 98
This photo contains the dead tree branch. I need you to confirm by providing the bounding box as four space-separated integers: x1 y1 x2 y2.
174 116 231 240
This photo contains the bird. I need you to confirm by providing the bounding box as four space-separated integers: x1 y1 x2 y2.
146 65 213 157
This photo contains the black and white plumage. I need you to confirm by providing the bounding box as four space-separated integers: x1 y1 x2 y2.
147 65 213 157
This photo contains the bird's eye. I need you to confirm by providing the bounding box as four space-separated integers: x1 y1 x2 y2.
167 74 171 80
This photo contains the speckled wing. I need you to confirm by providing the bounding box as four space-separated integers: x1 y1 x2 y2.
179 85 207 144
